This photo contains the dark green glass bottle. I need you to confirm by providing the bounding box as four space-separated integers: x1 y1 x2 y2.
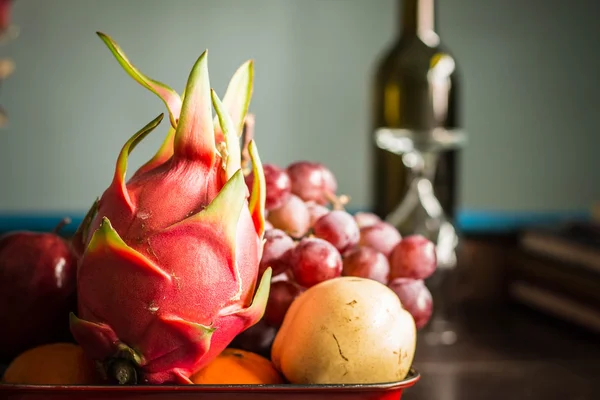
372 0 460 223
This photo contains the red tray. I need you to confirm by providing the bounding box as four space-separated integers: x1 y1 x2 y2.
0 369 419 400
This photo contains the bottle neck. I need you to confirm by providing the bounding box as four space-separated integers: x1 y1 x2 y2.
400 0 436 37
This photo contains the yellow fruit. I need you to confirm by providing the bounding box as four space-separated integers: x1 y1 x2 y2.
271 277 416 384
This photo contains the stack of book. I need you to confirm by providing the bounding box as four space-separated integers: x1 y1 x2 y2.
506 221 600 333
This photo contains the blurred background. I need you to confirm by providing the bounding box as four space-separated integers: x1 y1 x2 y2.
1 0 599 229
0 1 599 398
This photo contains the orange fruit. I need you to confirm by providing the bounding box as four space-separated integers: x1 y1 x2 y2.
2 343 101 385
191 348 284 385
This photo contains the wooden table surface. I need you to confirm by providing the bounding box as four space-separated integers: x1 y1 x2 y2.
405 304 599 400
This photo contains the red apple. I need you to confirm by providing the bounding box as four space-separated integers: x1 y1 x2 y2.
0 218 78 361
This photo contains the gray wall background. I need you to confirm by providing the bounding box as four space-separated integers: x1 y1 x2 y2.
0 0 599 215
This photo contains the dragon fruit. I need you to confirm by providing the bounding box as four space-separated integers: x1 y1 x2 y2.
69 32 270 385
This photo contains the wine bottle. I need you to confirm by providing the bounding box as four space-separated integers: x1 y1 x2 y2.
371 0 461 223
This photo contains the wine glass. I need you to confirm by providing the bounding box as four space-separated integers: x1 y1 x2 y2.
375 126 467 346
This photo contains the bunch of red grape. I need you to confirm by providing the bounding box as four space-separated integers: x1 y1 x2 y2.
232 161 438 356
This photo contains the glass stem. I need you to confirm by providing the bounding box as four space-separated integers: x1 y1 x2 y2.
418 151 440 182
386 150 439 231
412 151 458 345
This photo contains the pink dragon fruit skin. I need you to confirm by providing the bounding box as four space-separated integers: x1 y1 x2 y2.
70 33 270 385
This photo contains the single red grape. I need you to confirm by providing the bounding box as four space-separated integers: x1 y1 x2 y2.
229 319 277 359
389 235 437 280
290 237 343 288
313 210 360 253
245 163 291 211
388 278 433 329
359 221 402 257
259 229 295 277
321 166 338 195
286 161 337 205
305 201 330 227
354 212 381 228
267 194 310 239
264 281 304 328
342 247 390 284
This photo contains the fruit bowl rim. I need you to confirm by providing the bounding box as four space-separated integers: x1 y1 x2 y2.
0 368 419 392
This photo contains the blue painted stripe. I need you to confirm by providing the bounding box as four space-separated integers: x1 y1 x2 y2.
0 209 592 234
0 214 84 234
454 210 591 233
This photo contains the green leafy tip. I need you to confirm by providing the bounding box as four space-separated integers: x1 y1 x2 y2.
162 169 247 253
134 125 176 177
86 217 172 281
96 31 182 128
240 113 255 173
212 89 241 180
113 113 164 210
215 60 254 138
247 140 266 237
199 169 246 243
86 217 132 257
72 197 100 252
230 267 272 328
162 315 216 340
174 50 215 162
